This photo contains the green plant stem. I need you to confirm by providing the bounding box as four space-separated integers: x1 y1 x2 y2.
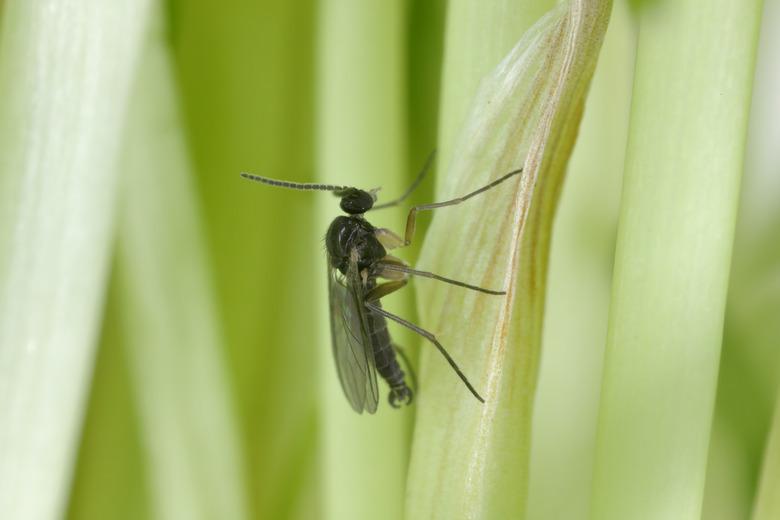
527 1 635 517
704 4 780 515
406 1 611 518
113 11 249 519
590 1 764 518
316 2 410 520
0 1 151 518
171 1 320 517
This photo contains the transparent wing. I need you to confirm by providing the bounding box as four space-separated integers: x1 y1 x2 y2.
327 254 379 414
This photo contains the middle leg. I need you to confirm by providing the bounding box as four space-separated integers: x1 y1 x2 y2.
375 261 505 295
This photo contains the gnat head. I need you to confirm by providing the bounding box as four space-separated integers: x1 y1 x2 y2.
334 187 375 214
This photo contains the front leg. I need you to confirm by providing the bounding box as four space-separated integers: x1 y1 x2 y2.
401 167 523 246
375 228 405 250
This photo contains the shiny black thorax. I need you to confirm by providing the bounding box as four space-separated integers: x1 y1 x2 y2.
325 215 386 275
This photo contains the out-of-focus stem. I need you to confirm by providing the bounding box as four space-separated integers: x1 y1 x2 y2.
591 1 764 518
0 1 151 518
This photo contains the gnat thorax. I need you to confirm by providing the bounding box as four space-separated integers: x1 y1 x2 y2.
325 216 386 274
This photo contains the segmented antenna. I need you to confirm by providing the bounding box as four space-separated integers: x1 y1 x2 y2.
240 172 349 192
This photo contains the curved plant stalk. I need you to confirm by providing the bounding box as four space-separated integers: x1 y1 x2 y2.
527 1 635 518
590 0 764 518
406 1 611 518
111 11 249 520
0 1 151 518
437 0 558 168
316 2 410 519
169 1 320 517
704 3 780 516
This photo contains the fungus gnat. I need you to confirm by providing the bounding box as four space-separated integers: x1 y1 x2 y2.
241 157 522 413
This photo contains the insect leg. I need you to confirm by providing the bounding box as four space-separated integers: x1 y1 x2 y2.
375 228 405 249
376 262 505 295
402 167 523 247
372 257 408 282
371 151 436 211
364 300 485 403
364 280 408 301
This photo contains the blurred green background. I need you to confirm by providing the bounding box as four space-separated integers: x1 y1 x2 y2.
68 1 442 519
0 0 773 519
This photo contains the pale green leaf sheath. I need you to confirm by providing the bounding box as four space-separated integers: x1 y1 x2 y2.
591 0 764 519
0 1 152 519
406 1 611 519
114 10 250 520
527 2 636 517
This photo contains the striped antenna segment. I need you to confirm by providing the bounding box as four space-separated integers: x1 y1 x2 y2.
240 172 348 192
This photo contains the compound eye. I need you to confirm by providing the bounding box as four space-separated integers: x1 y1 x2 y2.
340 189 374 214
